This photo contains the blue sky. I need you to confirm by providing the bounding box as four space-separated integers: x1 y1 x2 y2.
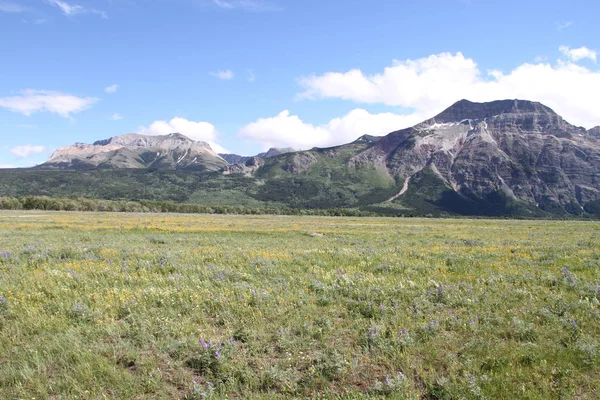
1 0 599 167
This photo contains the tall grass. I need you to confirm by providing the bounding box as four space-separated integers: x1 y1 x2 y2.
0 211 598 398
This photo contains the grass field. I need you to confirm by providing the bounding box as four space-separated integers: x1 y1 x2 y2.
0 211 599 399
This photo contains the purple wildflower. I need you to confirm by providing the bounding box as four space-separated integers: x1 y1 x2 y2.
0 251 12 258
426 320 439 333
200 339 208 351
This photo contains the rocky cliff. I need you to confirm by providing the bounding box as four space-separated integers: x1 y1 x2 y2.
39 133 228 172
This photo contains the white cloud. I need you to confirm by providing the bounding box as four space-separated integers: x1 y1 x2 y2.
16 123 38 129
45 0 107 18
0 89 97 118
137 117 218 142
110 113 123 120
207 141 230 154
212 0 234 8
0 1 28 12
299 50 600 128
10 145 46 158
138 117 229 153
211 0 280 11
105 84 119 93
46 0 83 15
239 109 425 150
248 69 256 82
210 70 234 80
556 21 573 30
0 164 17 169
559 46 597 62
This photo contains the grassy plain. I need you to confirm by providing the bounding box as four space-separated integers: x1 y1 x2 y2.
0 211 599 399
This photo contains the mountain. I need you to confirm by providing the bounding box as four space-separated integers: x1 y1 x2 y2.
219 153 252 165
219 147 297 164
257 147 298 158
38 133 228 172
6 99 600 218
249 99 600 216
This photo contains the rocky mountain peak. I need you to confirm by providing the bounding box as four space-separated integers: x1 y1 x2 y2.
353 135 382 144
258 147 298 158
430 99 557 124
41 133 224 171
92 133 210 149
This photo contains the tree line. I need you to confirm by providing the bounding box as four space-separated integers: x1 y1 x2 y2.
0 196 376 217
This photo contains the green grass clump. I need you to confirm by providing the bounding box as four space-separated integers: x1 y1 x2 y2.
0 211 599 398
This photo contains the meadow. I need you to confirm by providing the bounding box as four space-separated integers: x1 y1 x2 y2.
0 211 598 399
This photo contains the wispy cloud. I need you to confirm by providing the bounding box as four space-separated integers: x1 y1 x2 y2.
559 45 597 62
45 0 107 18
16 123 38 129
0 89 98 118
105 84 119 94
210 70 234 80
10 145 46 158
211 0 281 11
247 69 256 82
556 21 573 30
0 1 28 13
110 113 123 120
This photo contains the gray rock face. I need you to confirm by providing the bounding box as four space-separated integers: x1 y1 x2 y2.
349 99 600 212
257 147 298 158
39 133 228 171
219 154 252 165
219 147 297 165
222 157 265 176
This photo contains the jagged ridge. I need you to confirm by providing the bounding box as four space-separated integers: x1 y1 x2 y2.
40 133 228 172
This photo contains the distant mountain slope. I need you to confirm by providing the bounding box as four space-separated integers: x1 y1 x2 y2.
6 99 600 218
219 147 298 164
245 99 600 216
38 133 228 172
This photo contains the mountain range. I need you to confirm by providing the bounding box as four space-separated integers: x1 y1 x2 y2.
4 99 600 218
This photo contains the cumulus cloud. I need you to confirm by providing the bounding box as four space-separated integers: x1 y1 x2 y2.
138 117 218 141
210 70 234 80
105 84 119 93
240 109 425 150
0 89 97 118
0 164 17 169
10 145 46 158
207 141 230 154
559 46 597 62
45 0 107 18
298 49 600 128
138 117 229 153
